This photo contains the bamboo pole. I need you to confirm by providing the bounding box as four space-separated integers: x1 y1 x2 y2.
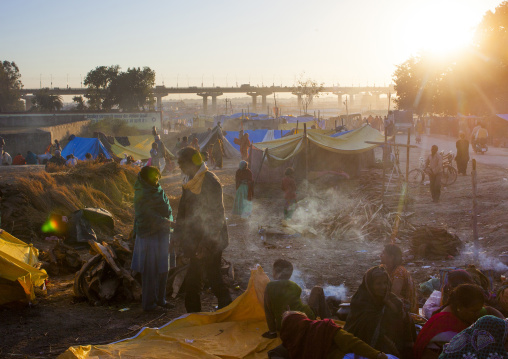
472 159 479 263
254 149 268 184
304 123 308 182
406 128 411 181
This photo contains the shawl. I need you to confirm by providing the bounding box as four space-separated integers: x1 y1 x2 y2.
440 315 508 359
281 176 297 201
235 167 253 200
414 312 468 359
26 151 38 165
133 173 172 237
280 312 340 359
344 266 415 358
182 163 208 194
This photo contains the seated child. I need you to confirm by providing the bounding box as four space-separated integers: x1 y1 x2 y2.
263 259 331 338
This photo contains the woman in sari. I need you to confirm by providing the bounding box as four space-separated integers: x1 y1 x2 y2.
344 266 416 359
414 284 486 359
271 311 390 359
131 166 174 311
232 160 253 218
439 315 508 359
380 244 418 313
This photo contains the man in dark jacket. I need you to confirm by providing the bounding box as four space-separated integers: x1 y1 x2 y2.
173 147 232 312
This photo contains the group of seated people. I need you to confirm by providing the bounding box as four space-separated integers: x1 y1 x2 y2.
264 244 508 359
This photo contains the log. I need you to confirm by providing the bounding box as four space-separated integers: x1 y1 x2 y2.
73 254 101 298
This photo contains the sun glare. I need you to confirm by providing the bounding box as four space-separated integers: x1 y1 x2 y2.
400 0 483 58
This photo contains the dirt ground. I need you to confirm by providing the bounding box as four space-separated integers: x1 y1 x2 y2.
1 133 508 358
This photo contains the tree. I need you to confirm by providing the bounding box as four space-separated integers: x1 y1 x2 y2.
0 61 24 112
293 75 323 115
393 55 453 115
72 96 87 111
84 65 119 110
109 67 155 111
31 89 63 112
83 65 155 112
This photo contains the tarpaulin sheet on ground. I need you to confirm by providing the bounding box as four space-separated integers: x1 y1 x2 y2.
59 266 280 359
62 137 111 161
224 130 291 151
0 230 48 305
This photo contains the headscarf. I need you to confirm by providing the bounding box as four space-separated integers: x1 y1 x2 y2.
239 160 247 170
441 270 475 305
345 266 415 358
440 316 508 359
280 312 340 359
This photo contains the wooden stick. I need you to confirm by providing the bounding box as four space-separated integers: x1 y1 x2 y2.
472 159 479 263
254 149 268 184
304 123 308 185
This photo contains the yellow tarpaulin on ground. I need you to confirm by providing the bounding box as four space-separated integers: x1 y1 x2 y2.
254 124 390 166
0 230 48 305
59 266 280 359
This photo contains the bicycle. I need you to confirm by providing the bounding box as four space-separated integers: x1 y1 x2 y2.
408 151 457 188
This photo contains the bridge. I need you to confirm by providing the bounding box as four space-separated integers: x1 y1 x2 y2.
20 84 395 113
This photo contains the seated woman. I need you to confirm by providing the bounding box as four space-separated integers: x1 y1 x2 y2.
232 160 253 218
414 283 499 359
380 244 418 313
344 266 416 359
439 315 508 359
270 311 390 359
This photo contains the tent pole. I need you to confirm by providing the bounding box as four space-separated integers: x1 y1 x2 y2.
304 123 308 187
254 149 268 185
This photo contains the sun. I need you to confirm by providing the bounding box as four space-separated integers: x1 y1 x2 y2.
399 0 485 58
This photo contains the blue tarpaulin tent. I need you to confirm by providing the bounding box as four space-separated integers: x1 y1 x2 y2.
225 130 291 151
61 137 111 160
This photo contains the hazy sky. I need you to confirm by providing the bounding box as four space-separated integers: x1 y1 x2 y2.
0 0 502 89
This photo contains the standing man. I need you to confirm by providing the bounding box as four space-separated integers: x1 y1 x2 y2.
154 135 167 172
173 147 232 313
425 145 443 203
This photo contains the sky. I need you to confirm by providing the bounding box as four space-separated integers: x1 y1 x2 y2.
0 0 503 90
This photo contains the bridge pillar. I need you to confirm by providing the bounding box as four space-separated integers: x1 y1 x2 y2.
198 94 209 114
211 94 219 114
23 95 35 111
297 94 302 109
261 95 268 112
247 93 258 112
156 95 163 111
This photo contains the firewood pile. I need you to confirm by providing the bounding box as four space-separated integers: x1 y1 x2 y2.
405 226 462 259
74 239 141 305
39 240 84 275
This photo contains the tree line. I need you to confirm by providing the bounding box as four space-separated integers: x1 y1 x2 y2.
0 64 155 112
393 1 508 116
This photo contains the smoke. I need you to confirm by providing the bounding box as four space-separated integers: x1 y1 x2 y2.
460 244 508 273
323 284 348 301
292 267 349 301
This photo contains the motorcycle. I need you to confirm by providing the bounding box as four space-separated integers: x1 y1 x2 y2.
473 140 488 155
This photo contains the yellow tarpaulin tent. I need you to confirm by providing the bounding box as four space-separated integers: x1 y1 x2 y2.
0 230 48 305
59 266 280 359
109 135 155 161
278 122 331 133
109 136 175 161
253 124 390 166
